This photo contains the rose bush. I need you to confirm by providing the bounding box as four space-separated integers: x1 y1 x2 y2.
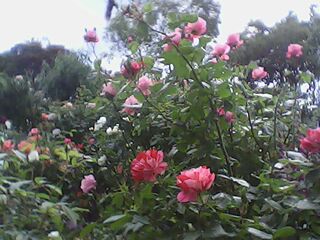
0 1 320 239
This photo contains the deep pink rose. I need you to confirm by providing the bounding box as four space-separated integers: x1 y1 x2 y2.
216 107 225 116
177 166 215 203
300 128 320 153
286 44 303 59
84 29 99 43
64 138 72 145
81 175 97 193
131 149 168 182
252 67 268 80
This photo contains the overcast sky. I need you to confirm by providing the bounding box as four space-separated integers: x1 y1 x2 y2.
0 0 319 66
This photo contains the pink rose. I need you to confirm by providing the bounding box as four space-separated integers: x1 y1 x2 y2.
216 107 225 117
131 149 168 182
64 138 72 145
163 44 173 52
300 128 320 153
252 67 268 80
212 44 230 61
81 175 97 193
1 140 14 152
176 166 215 203
122 95 141 115
101 83 117 98
84 29 99 43
184 17 207 40
226 33 243 48
121 61 142 78
137 76 153 96
41 113 49 121
29 128 40 136
225 111 236 125
18 141 33 154
286 44 303 59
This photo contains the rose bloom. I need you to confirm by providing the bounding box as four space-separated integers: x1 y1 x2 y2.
300 128 320 154
84 29 99 43
225 111 236 125
41 113 49 121
101 82 117 98
226 33 243 48
286 43 303 59
1 140 14 152
216 107 225 117
137 76 153 96
212 44 230 61
252 67 268 80
184 17 207 40
131 149 168 182
29 128 40 136
18 141 33 154
122 95 141 116
81 175 97 193
176 166 215 203
121 61 142 78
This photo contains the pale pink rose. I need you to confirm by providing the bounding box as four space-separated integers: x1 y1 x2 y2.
137 76 153 96
211 58 218 64
131 149 168 182
84 29 99 43
169 28 182 46
122 95 140 115
177 166 215 203
212 44 230 61
81 175 96 193
225 111 236 125
226 33 244 48
29 128 40 136
300 128 320 153
184 17 207 40
286 44 303 59
64 138 72 145
101 83 117 98
252 67 268 80
1 140 14 152
163 43 173 52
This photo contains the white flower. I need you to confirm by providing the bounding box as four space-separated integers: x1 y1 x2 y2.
52 128 61 136
48 113 57 121
86 103 96 109
15 75 23 81
4 120 12 130
28 151 39 162
64 102 73 109
94 117 107 131
106 127 113 135
98 155 107 166
48 231 61 239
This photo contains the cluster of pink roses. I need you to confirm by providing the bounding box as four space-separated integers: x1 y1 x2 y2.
163 17 207 52
216 107 236 125
80 149 216 203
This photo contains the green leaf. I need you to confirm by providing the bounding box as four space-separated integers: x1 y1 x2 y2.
248 228 272 239
129 41 139 54
299 72 312 83
294 199 319 210
217 82 232 99
143 2 153 13
104 214 127 224
80 223 97 238
273 226 296 239
183 232 201 240
230 177 250 188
